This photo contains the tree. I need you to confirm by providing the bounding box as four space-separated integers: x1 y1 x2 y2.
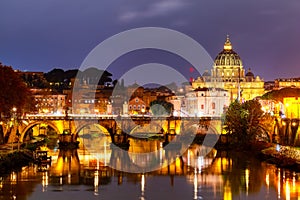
261 87 300 102
150 100 174 116
0 63 33 118
223 99 271 145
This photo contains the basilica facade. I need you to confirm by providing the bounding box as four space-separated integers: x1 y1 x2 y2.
192 36 265 102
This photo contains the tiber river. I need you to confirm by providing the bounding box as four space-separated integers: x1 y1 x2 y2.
1 136 300 200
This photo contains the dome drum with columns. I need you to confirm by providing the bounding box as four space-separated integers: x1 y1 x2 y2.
192 35 265 101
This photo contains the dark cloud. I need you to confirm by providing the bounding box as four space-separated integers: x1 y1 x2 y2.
0 0 299 81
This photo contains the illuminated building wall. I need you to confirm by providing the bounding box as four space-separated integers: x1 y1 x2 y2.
185 87 230 116
275 78 300 89
192 36 265 102
283 97 300 118
34 94 66 114
128 97 146 114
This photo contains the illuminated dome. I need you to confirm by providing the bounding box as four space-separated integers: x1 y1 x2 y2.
245 68 254 77
214 35 243 67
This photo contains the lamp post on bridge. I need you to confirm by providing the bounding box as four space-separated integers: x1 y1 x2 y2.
12 107 20 151
141 108 145 118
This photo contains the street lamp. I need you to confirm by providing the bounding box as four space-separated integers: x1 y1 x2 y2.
11 107 19 151
141 108 145 118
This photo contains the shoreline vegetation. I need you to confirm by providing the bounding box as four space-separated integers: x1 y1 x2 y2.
192 134 300 172
194 135 300 172
0 150 34 175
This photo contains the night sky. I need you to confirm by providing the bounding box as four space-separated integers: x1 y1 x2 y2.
0 0 300 82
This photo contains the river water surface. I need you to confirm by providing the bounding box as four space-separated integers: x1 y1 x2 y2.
1 137 300 200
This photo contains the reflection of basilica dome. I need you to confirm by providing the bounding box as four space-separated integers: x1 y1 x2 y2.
214 35 243 67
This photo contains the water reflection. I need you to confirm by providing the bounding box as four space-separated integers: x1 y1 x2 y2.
1 139 300 200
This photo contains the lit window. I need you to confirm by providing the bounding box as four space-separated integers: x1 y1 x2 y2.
212 102 216 109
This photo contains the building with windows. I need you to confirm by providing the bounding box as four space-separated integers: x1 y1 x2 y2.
274 78 300 90
128 97 146 115
283 97 300 118
185 87 230 116
192 35 265 102
34 93 66 114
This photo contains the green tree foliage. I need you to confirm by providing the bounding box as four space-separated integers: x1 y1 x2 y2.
21 73 49 88
44 68 113 92
261 87 300 102
44 68 65 82
150 100 174 116
0 63 33 118
79 68 112 85
224 99 271 144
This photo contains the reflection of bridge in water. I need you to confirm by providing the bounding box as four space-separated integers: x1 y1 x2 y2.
3 145 299 200
37 141 239 199
46 142 220 185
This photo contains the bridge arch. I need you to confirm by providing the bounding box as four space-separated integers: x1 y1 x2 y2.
74 123 110 139
183 121 220 135
128 121 165 135
20 121 61 142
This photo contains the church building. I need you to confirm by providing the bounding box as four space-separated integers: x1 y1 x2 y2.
192 36 265 102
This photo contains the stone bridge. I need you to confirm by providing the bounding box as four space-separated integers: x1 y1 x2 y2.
2 115 223 144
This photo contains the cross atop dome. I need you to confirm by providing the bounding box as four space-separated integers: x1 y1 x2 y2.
224 35 232 51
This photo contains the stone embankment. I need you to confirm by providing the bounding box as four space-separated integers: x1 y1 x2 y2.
260 144 300 171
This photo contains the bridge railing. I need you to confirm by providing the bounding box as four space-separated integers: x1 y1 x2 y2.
23 114 222 121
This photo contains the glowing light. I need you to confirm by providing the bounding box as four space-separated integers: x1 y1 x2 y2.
187 149 190 166
245 169 249 196
194 173 198 200
11 172 17 183
223 181 232 200
286 180 290 200
68 173 71 184
276 144 281 152
265 173 269 188
173 110 178 116
42 108 49 113
42 172 48 192
278 169 281 199
175 157 182 169
282 121 286 126
141 174 145 196
94 170 99 188
293 172 296 192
